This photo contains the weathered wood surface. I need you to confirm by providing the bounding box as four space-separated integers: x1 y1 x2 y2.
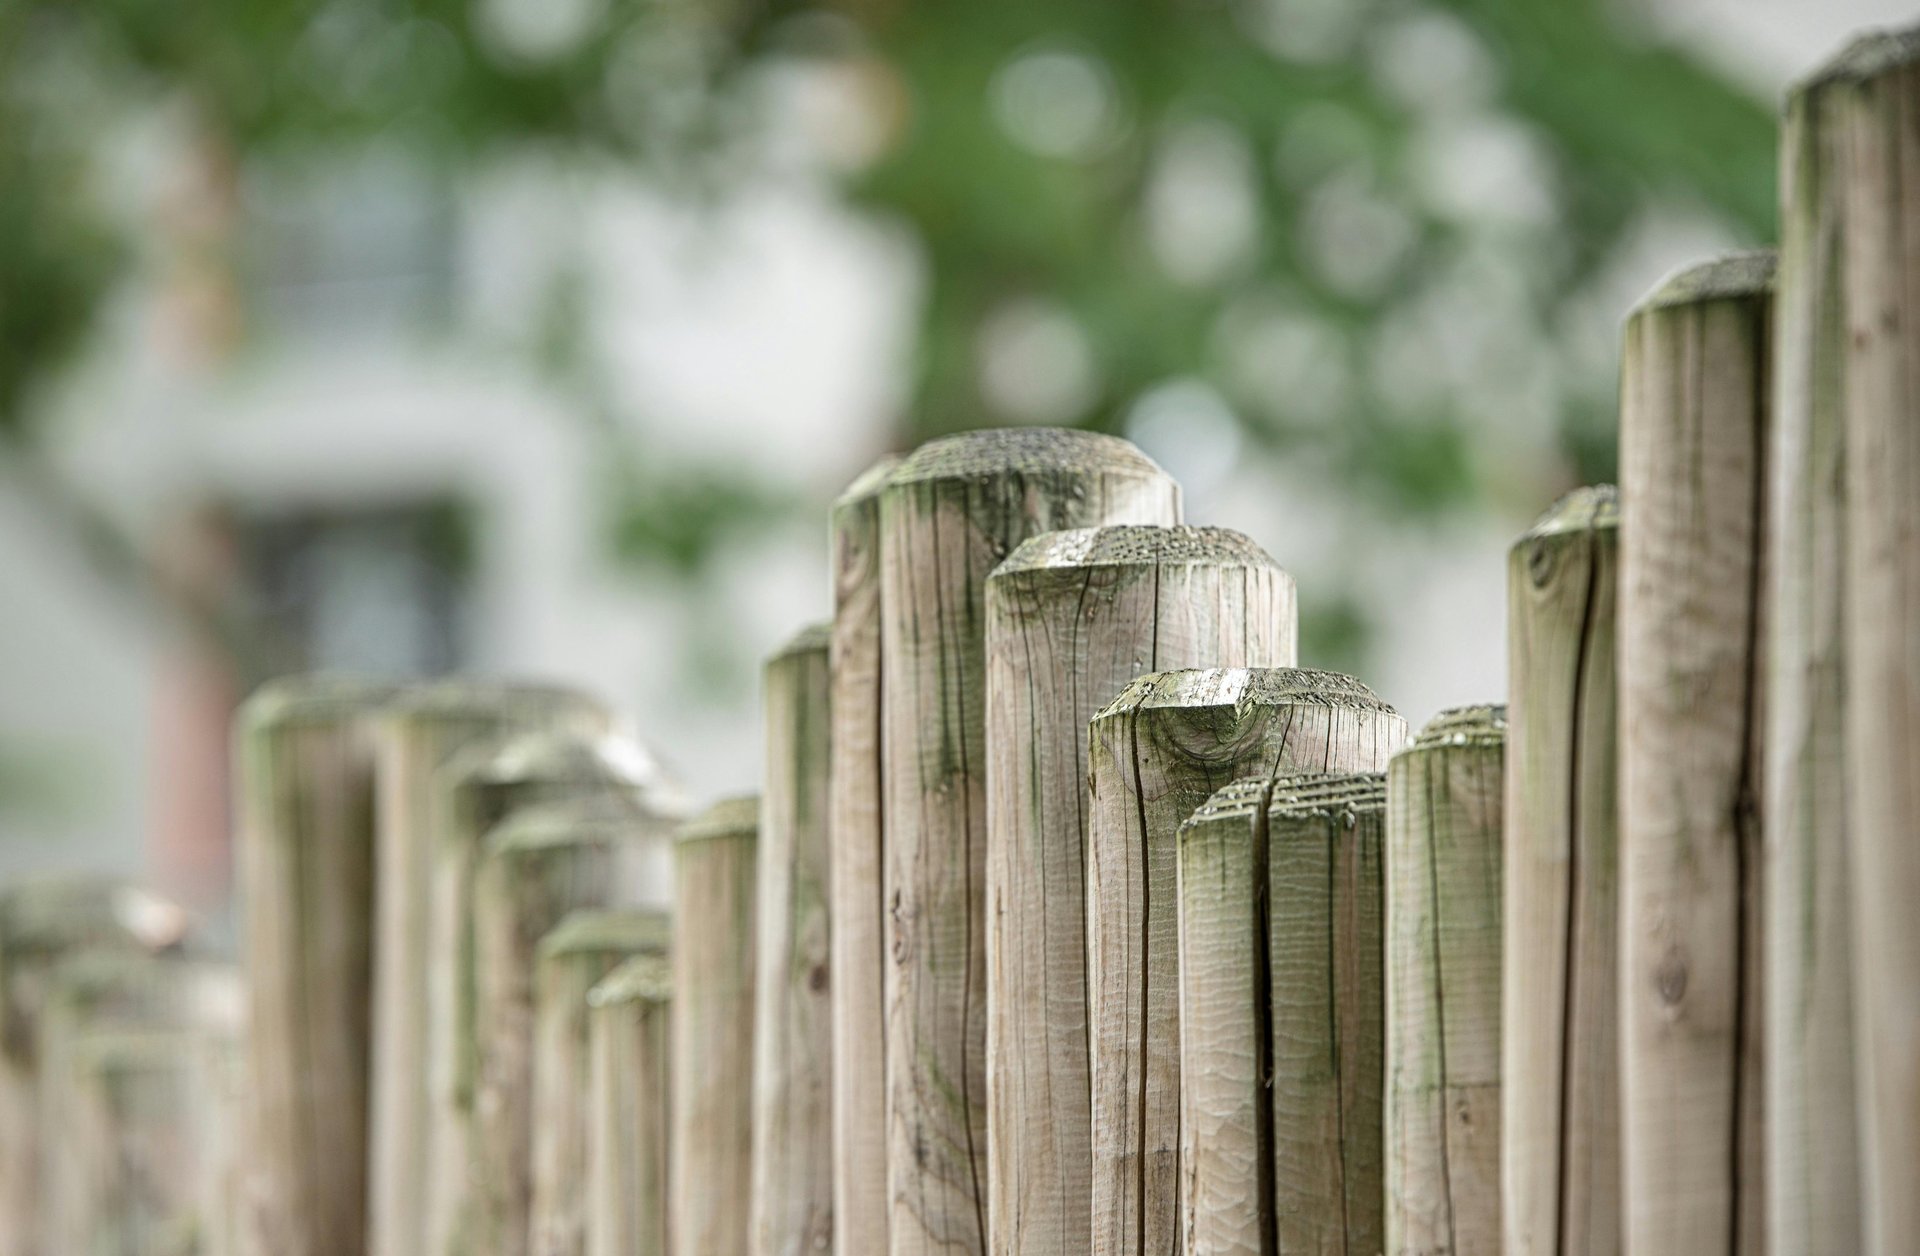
880 428 1180 1256
233 676 390 1256
368 683 607 1256
0 876 191 1256
1086 667 1403 1256
1384 705 1506 1256
587 955 672 1256
983 526 1296 1256
829 455 897 1256
530 909 671 1256
471 789 686 1256
671 796 760 1256
1177 772 1389 1256
1618 253 1774 1255
1503 485 1621 1256
753 626 836 1256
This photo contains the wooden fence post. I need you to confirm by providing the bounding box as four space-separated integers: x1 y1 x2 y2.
829 455 896 1256
880 428 1181 1255
368 683 607 1256
1086 667 1404 1256
1385 705 1507 1255
753 626 835 1256
586 954 672 1256
1177 771 1389 1256
531 909 671 1256
1503 485 1620 1256
984 527 1296 1256
1618 253 1774 1254
671 796 760 1256
233 676 390 1256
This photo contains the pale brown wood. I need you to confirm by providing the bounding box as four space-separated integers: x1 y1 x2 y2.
1502 485 1621 1256
983 526 1296 1256
752 625 836 1256
1384 705 1507 1256
671 796 761 1256
531 909 671 1256
587 955 672 1256
1619 253 1774 1256
1086 667 1404 1256
367 682 606 1256
829 455 897 1256
233 676 390 1256
879 428 1181 1256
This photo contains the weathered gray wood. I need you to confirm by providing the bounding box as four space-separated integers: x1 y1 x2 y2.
530 910 671 1256
1619 253 1774 1256
1086 667 1404 1256
1384 705 1506 1256
983 526 1296 1256
233 676 390 1256
586 955 672 1256
753 626 836 1256
880 428 1181 1256
829 455 897 1256
367 682 606 1256
671 796 761 1256
1503 485 1620 1256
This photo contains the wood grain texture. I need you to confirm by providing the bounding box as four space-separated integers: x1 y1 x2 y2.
1384 705 1506 1256
879 428 1181 1256
829 455 898 1256
671 796 761 1256
587 956 673 1256
233 676 390 1256
1502 486 1621 1256
531 910 671 1256
984 526 1296 1256
1086 667 1404 1256
1618 253 1774 1256
368 683 607 1256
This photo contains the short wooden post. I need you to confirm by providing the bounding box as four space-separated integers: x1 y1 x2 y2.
368 682 606 1256
1086 667 1404 1256
984 526 1296 1256
880 428 1180 1254
1503 485 1620 1256
671 796 760 1256
828 455 896 1256
586 955 672 1256
471 789 686 1256
1176 771 1389 1256
1384 705 1507 1255
752 626 835 1256
0 876 192 1256
531 909 671 1256
233 676 390 1256
1618 253 1774 1254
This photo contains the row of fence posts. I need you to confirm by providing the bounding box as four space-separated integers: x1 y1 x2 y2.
0 20 1913 1256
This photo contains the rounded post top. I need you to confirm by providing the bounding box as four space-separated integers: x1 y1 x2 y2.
1266 770 1388 822
676 794 760 844
1797 21 1920 94
1522 484 1618 542
484 791 687 857
1407 704 1508 751
589 953 673 1008
991 525 1280 579
834 454 903 510
238 674 395 732
1181 777 1274 833
0 876 192 956
888 427 1168 486
537 908 670 960
1634 250 1776 314
380 678 605 724
1094 665 1397 724
770 622 833 661
444 728 674 796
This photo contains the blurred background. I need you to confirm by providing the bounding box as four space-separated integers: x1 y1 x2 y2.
0 0 1905 916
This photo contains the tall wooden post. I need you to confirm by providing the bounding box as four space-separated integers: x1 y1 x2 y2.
1177 772 1389 1256
829 455 896 1256
1086 667 1403 1256
587 955 672 1256
1384 705 1506 1255
753 626 836 1256
531 910 671 1256
233 676 389 1256
881 428 1181 1256
1619 253 1774 1254
671 796 760 1256
984 527 1296 1256
1503 485 1620 1256
368 682 606 1256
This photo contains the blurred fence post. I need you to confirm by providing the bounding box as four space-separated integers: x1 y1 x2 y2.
587 955 672 1256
